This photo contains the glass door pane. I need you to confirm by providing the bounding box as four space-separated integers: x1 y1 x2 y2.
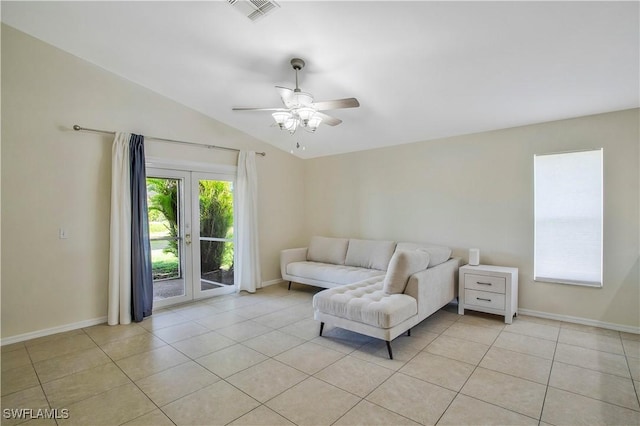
193 174 235 297
147 169 192 307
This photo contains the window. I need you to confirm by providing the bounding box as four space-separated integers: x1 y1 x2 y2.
534 149 603 287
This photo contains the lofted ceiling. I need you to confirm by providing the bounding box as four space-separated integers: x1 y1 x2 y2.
2 1 638 159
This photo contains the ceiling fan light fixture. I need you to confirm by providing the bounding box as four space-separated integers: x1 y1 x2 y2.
297 107 316 123
233 57 360 138
306 115 323 132
272 111 291 129
284 116 298 133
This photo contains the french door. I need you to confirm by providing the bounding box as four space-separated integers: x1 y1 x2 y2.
147 167 236 308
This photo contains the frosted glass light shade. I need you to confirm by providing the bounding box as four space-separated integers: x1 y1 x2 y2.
272 111 291 128
297 107 316 122
307 115 323 131
284 117 298 133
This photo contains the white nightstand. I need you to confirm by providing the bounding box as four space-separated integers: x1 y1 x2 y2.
458 264 518 324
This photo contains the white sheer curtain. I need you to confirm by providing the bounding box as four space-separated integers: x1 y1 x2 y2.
108 132 132 324
236 151 261 293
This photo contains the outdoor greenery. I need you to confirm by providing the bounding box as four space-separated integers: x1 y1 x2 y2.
146 177 234 283
151 251 179 280
149 221 168 235
147 178 179 257
199 181 234 274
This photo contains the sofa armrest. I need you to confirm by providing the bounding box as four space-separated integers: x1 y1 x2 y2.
404 257 462 319
280 247 308 279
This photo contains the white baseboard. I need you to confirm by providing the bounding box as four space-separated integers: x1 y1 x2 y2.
4 300 635 347
261 279 285 288
519 308 639 335
1 316 108 346
1 281 287 345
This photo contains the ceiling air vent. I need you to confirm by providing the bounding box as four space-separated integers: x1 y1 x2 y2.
228 0 280 22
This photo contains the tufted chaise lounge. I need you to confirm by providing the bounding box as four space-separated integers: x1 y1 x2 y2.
311 243 461 359
313 277 417 358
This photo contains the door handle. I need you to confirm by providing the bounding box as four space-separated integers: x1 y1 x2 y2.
185 234 192 245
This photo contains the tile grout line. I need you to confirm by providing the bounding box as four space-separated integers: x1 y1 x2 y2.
161 296 317 424
217 292 322 426
537 326 560 425
332 314 464 424
220 295 318 425
620 334 640 410
23 331 58 426
318 317 463 425
552 343 634 379
542 332 639 417
431 314 475 425
410 317 546 424
5 291 277 425
123 295 294 424
432 319 509 425
83 326 175 426
328 334 440 425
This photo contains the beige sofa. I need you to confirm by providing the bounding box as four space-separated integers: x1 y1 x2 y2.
281 237 393 289
281 236 462 358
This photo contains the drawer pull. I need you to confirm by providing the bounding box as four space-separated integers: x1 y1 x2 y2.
477 282 493 286
476 297 492 302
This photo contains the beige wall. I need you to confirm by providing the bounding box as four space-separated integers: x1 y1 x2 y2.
1 25 307 339
305 109 639 329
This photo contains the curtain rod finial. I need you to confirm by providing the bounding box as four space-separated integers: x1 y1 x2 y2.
73 125 81 131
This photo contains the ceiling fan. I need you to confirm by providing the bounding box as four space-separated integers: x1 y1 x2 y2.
232 58 360 135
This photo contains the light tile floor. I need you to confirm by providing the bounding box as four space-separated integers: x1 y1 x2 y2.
2 283 639 425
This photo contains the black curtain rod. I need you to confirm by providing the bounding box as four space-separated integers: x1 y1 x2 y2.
72 125 266 157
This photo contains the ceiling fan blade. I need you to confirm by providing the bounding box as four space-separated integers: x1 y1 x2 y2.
276 86 294 108
312 98 360 111
232 107 285 112
316 112 342 126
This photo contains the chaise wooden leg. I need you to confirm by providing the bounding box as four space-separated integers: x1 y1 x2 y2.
288 281 292 290
407 328 411 337
386 341 393 359
319 322 324 336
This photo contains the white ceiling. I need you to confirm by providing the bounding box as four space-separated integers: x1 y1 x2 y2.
2 1 638 159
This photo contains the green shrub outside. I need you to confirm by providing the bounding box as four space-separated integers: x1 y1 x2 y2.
147 177 234 282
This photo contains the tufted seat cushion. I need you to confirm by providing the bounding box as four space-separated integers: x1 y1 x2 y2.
312 277 417 328
287 261 385 286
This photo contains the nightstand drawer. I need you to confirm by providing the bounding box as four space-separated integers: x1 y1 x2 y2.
465 289 505 310
464 274 506 293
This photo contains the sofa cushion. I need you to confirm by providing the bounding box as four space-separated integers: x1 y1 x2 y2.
313 277 417 328
383 250 430 294
396 242 452 268
344 239 397 271
287 261 385 285
307 236 349 265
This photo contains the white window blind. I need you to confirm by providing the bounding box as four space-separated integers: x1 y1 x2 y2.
534 149 603 287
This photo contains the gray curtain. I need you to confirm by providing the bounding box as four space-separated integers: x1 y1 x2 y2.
130 134 153 322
